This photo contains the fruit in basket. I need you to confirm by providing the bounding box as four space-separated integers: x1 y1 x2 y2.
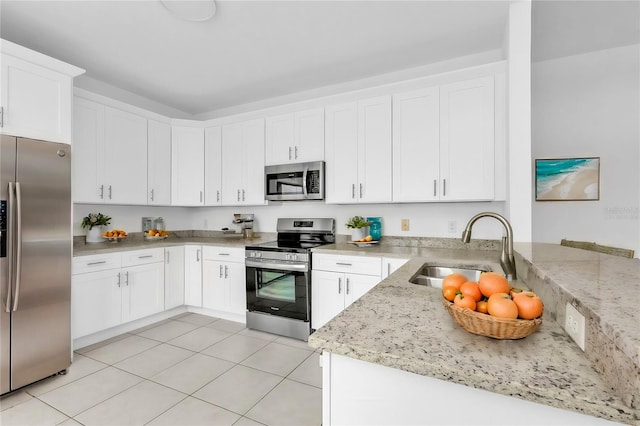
442 273 467 292
453 292 476 310
512 292 544 320
487 293 518 319
478 272 510 298
443 286 458 302
476 300 489 314
460 281 482 302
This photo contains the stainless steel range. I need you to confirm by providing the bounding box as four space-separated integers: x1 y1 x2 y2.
245 218 335 341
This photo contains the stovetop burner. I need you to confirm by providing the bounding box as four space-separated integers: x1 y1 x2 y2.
245 218 335 255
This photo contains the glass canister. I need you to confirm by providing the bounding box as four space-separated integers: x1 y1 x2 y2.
366 217 382 241
154 217 165 231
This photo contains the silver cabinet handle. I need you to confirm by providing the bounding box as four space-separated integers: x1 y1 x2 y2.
165 251 170 264
99 184 104 199
218 253 230 256
12 182 22 312
216 190 220 202
224 265 228 279
150 189 154 202
196 249 201 262
351 184 355 199
0 106 3 128
336 262 352 266
359 183 363 199
338 277 342 294
87 260 107 266
288 146 292 160
346 277 350 295
6 182 15 312
117 272 121 287
138 255 153 259
294 146 298 159
433 180 437 197
108 185 112 200
237 189 240 202
387 263 391 277
242 189 245 201
443 179 446 197
200 191 203 203
125 271 129 286
219 265 223 278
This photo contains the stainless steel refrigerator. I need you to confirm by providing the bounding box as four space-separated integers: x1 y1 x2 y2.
1 135 71 395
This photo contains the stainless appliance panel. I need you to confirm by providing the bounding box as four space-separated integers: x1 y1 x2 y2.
265 161 324 201
0 135 16 394
11 138 71 389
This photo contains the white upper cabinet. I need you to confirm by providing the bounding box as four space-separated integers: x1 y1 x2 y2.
147 119 171 205
204 125 222 206
393 87 440 202
104 106 148 205
265 108 324 165
171 125 205 206
73 98 147 205
221 118 265 206
0 39 84 144
439 76 495 201
325 96 392 204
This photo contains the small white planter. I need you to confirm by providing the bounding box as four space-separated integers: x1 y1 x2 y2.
351 227 369 241
85 226 104 243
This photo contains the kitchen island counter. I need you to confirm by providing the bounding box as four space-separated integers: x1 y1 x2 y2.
309 243 639 424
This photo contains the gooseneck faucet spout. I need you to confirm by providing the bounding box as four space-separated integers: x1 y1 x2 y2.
462 212 516 281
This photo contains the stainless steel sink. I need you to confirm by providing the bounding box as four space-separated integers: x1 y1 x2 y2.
409 265 489 288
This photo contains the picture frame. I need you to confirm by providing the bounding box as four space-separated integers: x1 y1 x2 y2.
535 157 600 201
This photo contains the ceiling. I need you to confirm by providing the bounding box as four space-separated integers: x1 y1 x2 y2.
0 0 511 117
1 1 637 118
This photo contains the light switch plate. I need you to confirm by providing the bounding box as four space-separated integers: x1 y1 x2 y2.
564 303 586 351
401 219 410 231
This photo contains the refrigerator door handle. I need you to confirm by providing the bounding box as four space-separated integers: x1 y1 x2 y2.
12 182 22 312
5 182 14 312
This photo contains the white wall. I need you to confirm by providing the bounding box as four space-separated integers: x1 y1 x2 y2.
531 44 640 254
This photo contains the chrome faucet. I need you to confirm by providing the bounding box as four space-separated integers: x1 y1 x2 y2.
462 212 517 281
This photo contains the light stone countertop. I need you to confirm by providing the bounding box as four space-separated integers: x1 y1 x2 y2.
309 243 640 424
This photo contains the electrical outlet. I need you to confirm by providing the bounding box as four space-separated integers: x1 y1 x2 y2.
401 219 410 231
447 220 457 233
564 303 586 351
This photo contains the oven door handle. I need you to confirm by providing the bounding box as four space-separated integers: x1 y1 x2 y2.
245 259 308 272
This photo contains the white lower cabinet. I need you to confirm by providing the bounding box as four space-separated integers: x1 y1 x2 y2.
184 245 203 307
202 247 246 316
312 254 382 330
164 246 185 310
71 249 164 339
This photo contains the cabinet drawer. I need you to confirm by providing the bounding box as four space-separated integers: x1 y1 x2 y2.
202 246 245 263
72 252 121 275
313 253 381 276
121 248 164 267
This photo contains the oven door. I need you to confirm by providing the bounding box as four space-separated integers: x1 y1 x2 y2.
246 259 310 321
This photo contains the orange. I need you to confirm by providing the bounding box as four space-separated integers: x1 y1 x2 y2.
478 272 510 298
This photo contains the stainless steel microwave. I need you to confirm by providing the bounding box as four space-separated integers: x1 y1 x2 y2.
265 161 325 201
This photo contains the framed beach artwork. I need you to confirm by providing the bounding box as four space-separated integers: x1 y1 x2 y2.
535 157 600 201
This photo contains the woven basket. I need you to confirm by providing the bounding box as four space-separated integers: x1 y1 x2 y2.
442 299 542 339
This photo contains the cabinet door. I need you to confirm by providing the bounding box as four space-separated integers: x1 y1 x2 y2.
184 246 202 307
147 119 171 205
242 118 265 205
164 246 185 310
440 76 495 201
72 97 105 203
122 262 165 323
358 96 392 203
104 107 148 205
204 125 222 206
71 270 121 338
324 102 358 204
381 257 409 279
295 108 324 163
344 274 380 308
0 53 72 143
171 126 204 206
226 261 247 316
265 113 294 166
221 123 243 205
393 88 440 202
311 270 345 330
202 260 226 311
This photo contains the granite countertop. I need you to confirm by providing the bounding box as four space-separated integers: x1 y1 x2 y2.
308 243 640 424
73 231 276 256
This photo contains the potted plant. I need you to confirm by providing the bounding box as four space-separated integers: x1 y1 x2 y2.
345 216 371 241
81 212 111 243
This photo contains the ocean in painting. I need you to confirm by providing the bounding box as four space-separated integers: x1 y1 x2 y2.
536 158 599 200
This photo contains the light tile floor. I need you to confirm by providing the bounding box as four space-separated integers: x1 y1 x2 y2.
0 313 322 426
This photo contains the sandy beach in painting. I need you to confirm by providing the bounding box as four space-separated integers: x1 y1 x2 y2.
537 160 599 200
